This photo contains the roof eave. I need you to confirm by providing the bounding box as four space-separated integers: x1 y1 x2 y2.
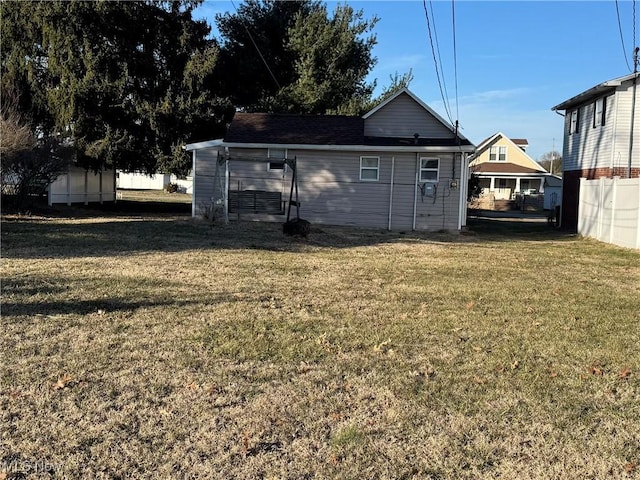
184 139 224 151
218 141 476 153
551 72 640 111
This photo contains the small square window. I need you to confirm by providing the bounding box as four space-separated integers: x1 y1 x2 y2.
420 157 439 182
360 156 379 181
268 161 285 171
268 148 287 172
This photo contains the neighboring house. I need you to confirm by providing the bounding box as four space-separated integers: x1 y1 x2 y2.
551 72 640 230
116 171 193 193
185 88 476 231
468 132 553 202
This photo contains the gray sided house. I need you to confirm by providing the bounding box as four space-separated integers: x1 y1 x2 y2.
551 72 640 230
186 89 475 231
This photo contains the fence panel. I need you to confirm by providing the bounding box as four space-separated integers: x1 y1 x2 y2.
578 177 640 249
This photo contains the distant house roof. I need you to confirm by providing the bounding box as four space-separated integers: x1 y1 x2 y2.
474 132 528 153
551 72 640 111
471 163 546 174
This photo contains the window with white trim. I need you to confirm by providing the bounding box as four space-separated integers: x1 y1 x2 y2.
268 148 287 171
570 109 579 134
489 146 507 162
360 156 379 181
420 158 439 182
593 97 605 127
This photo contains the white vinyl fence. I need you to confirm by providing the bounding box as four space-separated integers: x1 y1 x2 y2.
578 177 640 249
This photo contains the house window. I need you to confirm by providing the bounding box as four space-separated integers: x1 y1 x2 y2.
570 109 579 134
593 97 606 127
420 158 439 182
360 156 379 181
268 148 287 172
489 146 507 162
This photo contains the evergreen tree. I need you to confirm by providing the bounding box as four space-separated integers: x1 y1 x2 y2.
1 0 232 175
214 0 380 115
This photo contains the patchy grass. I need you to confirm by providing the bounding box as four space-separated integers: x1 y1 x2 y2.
1 207 639 479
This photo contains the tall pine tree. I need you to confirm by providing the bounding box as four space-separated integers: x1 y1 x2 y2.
214 0 379 115
1 0 232 175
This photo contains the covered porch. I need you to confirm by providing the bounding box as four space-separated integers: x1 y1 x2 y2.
478 175 544 200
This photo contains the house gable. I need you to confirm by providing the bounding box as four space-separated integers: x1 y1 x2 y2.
363 89 459 140
469 132 546 173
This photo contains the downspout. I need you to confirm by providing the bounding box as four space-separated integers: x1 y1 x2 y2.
224 155 230 225
458 153 466 229
412 153 419 231
388 156 395 231
191 149 196 217
628 71 637 178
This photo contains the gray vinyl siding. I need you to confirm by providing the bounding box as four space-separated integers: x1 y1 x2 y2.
227 148 292 192
193 147 219 216
194 147 462 230
611 85 640 170
415 154 461 231
296 150 392 228
563 82 639 172
364 92 454 138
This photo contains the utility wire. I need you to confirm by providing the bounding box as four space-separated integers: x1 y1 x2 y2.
451 0 459 123
615 0 631 71
422 0 453 125
230 0 281 89
429 1 452 119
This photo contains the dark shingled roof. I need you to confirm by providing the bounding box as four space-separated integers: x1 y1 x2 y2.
365 136 472 147
225 113 364 145
471 162 545 174
224 112 470 147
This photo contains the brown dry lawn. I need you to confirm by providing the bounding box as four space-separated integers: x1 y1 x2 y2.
2 195 639 479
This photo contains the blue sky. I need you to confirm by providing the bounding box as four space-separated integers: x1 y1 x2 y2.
193 1 639 161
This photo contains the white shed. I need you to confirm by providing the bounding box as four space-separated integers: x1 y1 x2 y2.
48 166 116 205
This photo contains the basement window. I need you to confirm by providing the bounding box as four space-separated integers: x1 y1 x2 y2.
360 156 379 181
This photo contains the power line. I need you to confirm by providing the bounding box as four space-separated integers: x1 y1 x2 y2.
229 0 281 90
615 0 631 72
429 1 452 118
451 0 459 122
422 0 453 125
